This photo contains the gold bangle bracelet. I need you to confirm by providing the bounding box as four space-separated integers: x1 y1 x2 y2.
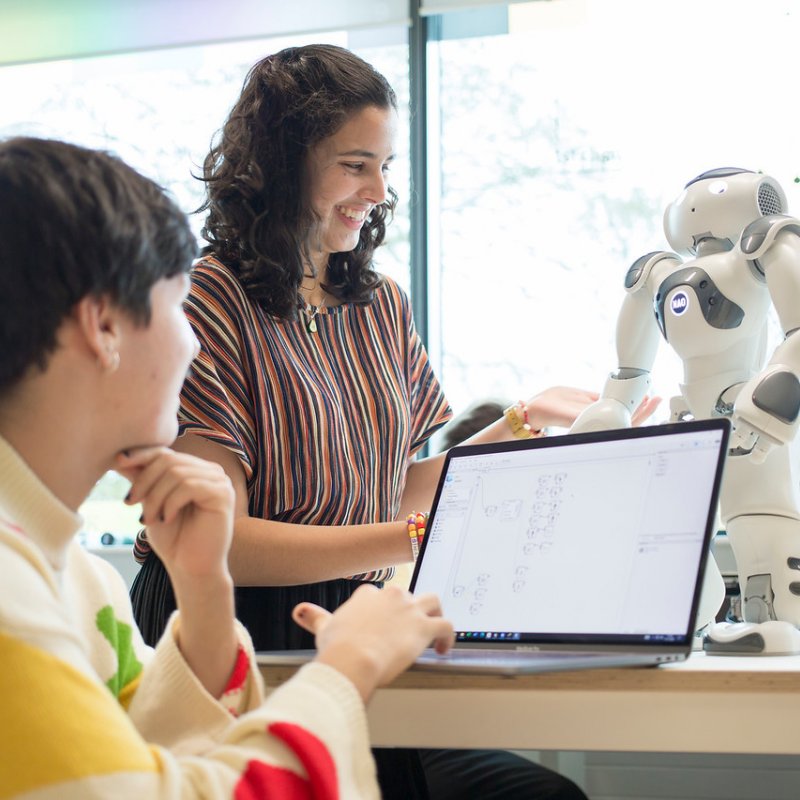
504 404 533 439
504 403 545 440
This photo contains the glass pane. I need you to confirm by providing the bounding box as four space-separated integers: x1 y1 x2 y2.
0 30 410 289
0 28 410 542
428 0 798 424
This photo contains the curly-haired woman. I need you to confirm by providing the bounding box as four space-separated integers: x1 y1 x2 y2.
131 43 614 800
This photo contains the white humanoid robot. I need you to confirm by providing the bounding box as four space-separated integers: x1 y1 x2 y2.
571 167 800 650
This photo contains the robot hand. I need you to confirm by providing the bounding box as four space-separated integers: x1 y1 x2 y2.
570 398 632 433
730 365 800 463
569 369 651 433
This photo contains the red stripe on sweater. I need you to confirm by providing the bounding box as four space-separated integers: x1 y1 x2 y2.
234 761 314 800
267 723 338 799
223 644 250 694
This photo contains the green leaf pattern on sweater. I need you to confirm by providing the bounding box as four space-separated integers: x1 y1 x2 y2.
96 605 143 698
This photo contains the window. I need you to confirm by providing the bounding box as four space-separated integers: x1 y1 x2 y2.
0 27 410 542
426 0 797 420
4 0 799 538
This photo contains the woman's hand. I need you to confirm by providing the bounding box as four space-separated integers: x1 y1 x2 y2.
631 394 662 426
526 386 662 431
292 584 454 703
525 386 600 430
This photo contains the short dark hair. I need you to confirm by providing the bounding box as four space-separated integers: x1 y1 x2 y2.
198 44 398 318
438 400 508 451
0 137 196 393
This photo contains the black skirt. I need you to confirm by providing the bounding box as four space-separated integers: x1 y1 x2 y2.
130 550 380 649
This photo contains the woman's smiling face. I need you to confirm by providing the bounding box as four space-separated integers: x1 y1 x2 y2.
304 104 397 270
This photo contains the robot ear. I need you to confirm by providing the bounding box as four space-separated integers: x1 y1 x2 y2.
757 177 786 217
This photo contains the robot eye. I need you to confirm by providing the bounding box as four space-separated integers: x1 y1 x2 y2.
708 180 728 195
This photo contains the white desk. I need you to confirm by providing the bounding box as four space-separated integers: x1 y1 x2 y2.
260 652 800 754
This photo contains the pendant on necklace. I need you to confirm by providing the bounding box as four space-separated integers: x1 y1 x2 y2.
304 297 325 334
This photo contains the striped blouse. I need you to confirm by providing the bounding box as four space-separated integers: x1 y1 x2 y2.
177 256 452 583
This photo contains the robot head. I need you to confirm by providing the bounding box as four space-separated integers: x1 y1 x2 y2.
663 168 786 257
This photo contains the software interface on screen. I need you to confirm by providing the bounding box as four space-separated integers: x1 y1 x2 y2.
414 429 724 638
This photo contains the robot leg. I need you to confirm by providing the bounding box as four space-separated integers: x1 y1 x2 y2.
719 441 800 626
726 514 800 625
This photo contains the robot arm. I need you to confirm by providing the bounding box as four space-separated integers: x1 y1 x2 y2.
571 252 677 433
731 216 800 461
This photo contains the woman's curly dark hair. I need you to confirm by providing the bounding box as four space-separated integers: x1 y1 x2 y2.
197 44 398 318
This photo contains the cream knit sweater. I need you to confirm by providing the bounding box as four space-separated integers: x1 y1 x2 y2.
0 435 379 799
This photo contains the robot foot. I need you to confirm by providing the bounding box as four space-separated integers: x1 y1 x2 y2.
702 620 800 656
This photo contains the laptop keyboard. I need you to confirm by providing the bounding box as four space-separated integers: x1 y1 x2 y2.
428 649 607 663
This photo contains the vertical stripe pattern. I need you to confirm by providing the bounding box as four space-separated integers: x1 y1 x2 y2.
178 258 452 582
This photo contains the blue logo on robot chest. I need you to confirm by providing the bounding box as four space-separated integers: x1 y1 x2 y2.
654 267 744 340
670 290 689 316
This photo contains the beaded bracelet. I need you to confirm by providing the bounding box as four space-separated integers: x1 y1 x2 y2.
406 511 429 561
503 400 544 440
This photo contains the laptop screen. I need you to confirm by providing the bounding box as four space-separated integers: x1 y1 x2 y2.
410 419 729 647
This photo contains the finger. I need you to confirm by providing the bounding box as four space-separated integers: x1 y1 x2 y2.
633 395 662 426
643 399 660 419
413 591 445 617
292 602 333 635
136 463 206 523
115 447 170 473
351 582 381 598
431 620 456 654
115 448 171 495
122 452 185 507
157 474 233 525
127 454 227 514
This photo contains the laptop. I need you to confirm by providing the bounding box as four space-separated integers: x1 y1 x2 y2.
256 418 730 675
407 417 730 673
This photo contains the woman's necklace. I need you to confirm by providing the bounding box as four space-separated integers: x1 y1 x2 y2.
303 293 327 333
